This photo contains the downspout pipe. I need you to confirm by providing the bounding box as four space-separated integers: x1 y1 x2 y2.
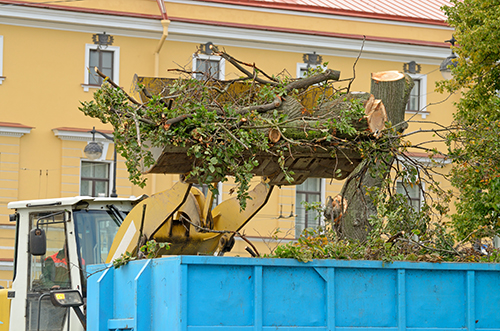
155 0 170 77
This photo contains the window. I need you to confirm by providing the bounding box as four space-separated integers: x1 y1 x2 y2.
405 73 428 119
396 181 422 211
407 79 420 112
80 161 110 197
74 209 122 266
83 44 120 92
28 211 68 330
88 49 113 85
296 63 325 78
193 183 222 209
193 53 225 80
295 178 323 237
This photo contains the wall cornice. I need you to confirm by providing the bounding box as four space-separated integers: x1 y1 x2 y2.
0 122 33 137
0 3 451 64
52 127 112 143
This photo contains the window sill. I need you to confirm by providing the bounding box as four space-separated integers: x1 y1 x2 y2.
0 76 5 85
405 110 429 119
81 84 100 92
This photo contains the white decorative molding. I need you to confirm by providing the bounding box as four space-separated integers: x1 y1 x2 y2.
53 128 111 161
0 224 16 230
83 44 120 92
0 260 13 271
0 5 451 65
169 22 451 65
0 125 32 137
398 153 451 167
0 35 4 85
0 5 162 39
52 128 110 142
81 84 99 92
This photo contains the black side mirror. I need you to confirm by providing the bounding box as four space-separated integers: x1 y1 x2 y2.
9 213 18 223
29 228 46 256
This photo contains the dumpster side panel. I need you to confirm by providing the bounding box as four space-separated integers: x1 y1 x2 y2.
335 267 397 327
112 261 149 321
475 270 500 328
87 257 184 331
87 265 115 331
87 257 500 331
187 264 256 327
406 269 466 328
262 266 326 327
151 258 183 331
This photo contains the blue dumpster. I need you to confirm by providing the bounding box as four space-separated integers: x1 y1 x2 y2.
87 256 500 331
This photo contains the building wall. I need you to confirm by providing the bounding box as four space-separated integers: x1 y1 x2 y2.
0 0 459 286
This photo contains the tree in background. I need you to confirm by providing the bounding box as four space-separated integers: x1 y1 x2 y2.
439 0 500 240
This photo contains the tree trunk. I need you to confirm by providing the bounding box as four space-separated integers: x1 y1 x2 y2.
370 71 413 132
335 71 414 241
270 92 387 141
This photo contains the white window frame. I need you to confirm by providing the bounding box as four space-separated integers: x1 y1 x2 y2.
294 178 326 237
80 159 114 197
406 73 428 119
0 36 4 85
192 53 225 80
215 182 223 205
82 44 120 92
396 180 425 212
296 63 327 79
80 139 115 198
193 182 223 206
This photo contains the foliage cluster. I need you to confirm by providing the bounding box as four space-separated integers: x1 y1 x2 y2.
80 63 367 209
268 194 500 263
437 0 500 240
112 240 169 269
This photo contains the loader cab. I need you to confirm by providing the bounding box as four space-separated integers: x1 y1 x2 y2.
6 196 142 331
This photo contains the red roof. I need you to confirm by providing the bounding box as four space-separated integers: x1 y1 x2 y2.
202 0 451 24
0 122 33 129
53 127 114 134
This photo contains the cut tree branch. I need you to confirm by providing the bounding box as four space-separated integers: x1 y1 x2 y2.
94 67 141 105
285 69 340 93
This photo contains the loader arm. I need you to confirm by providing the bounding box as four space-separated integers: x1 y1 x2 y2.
106 180 192 263
106 179 274 261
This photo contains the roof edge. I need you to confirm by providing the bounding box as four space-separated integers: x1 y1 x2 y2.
198 0 449 27
0 0 450 27
0 0 163 20
0 121 34 129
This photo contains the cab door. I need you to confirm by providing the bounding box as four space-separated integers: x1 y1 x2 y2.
26 211 70 331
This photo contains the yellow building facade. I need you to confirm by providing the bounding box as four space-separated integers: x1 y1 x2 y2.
0 0 458 286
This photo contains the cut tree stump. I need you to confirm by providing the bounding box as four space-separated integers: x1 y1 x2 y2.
335 70 414 240
371 70 413 132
